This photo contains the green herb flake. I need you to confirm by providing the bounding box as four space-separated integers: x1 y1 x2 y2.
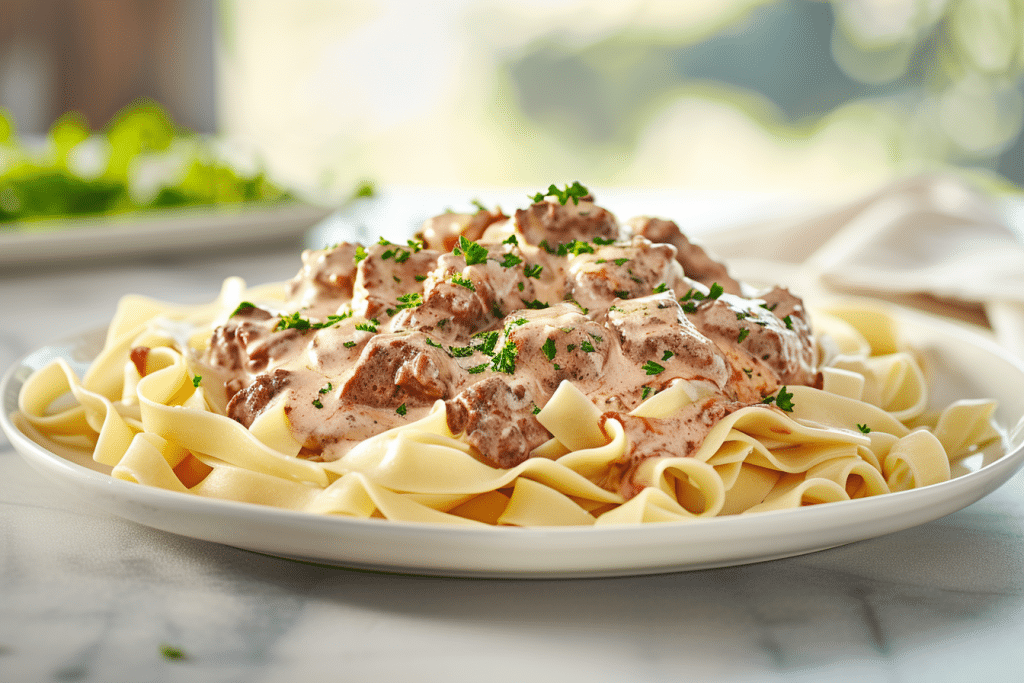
857 423 872 433
500 253 523 268
425 337 443 348
742 368 753 377
473 330 500 355
523 263 543 279
343 341 356 348
503 234 519 246
396 403 407 416
652 283 669 294
159 644 186 661
192 375 202 388
491 339 518 373
613 258 629 267
522 299 549 309
593 236 615 245
529 181 589 206
354 245 368 263
588 333 603 343
641 386 652 400
661 350 674 361
580 340 596 353
783 315 794 330
230 301 255 317
355 320 379 333
467 362 488 374
542 338 557 361
615 290 630 299
775 387 795 412
642 360 665 375
319 382 333 394
737 328 750 343
450 273 476 291
449 345 476 358
566 343 577 352
532 405 541 415
708 282 724 299
456 235 489 265
414 274 428 282
312 398 324 409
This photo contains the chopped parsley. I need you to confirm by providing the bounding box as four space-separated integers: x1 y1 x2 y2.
425 337 443 348
471 198 488 212
652 283 669 294
343 341 356 348
407 238 424 252
312 398 324 409
581 340 596 353
857 423 872 433
556 239 595 257
615 290 630 299
642 360 665 375
522 299 549 309
613 257 629 266
319 382 333 394
783 315 794 330
450 273 476 291
736 311 749 320
192 375 202 388
542 338 557 361
414 274 428 282
762 386 795 412
354 319 379 333
532 405 541 415
742 368 753 377
737 328 750 343
708 282 724 299
588 332 603 343
159 644 186 661
566 343 577 352
661 350 674 361
593 236 615 245
467 362 488 374
230 301 255 317
641 386 652 400
500 253 523 268
275 310 353 332
354 245 368 263
529 181 589 206
449 345 476 358
491 301 504 318
564 297 589 314
503 234 519 246
491 339 518 373
524 263 543 279
396 403 407 416
454 235 489 265
473 330 500 355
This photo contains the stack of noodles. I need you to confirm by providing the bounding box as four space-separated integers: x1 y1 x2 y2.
15 281 999 527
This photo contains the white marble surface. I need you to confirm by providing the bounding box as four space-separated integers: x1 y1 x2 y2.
3 228 1024 683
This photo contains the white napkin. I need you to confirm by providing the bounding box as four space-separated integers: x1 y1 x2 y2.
700 174 1024 360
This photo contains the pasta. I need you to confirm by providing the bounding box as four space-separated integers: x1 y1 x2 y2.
13 189 1002 526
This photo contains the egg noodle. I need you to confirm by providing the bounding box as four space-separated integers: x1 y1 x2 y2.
12 190 1002 526
13 288 1001 528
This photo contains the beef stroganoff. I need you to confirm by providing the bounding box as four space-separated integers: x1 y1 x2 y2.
14 185 1001 526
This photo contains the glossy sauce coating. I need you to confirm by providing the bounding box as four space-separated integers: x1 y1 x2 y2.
201 196 818 497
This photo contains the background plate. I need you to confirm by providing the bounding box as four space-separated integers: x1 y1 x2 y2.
3 308 1023 578
0 201 332 267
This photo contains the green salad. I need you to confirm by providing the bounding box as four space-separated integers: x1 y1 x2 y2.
0 100 294 226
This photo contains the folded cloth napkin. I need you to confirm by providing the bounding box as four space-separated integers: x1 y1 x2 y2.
700 174 1024 361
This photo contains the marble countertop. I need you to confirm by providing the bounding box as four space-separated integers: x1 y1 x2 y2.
2 231 1023 683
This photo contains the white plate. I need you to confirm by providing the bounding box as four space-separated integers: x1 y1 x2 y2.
0 201 333 267
3 310 1024 578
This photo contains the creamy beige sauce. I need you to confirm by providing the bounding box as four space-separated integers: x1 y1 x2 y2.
199 196 818 497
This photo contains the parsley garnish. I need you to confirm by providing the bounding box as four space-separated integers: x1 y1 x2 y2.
736 311 749 320
491 339 518 373
593 236 615 245
319 382 333 394
230 301 255 317
581 340 595 353
857 423 872 433
354 245 368 263
641 386 652 400
396 403 407 416
556 239 595 257
192 375 202 388
159 644 186 661
708 283 724 299
450 273 476 291
567 343 577 352
467 363 488 374
661 350 674 361
355 319 379 333
742 368 753 377
491 301 504 318
613 257 629 266
642 360 665 375
652 283 669 294
503 234 519 246
471 199 488 212
737 328 750 343
500 253 523 268
473 330 500 355
407 238 424 252
275 311 352 332
524 263 543 279
615 290 630 299
454 235 489 265
762 387 795 412
312 398 324 409
395 292 422 310
783 315 794 330
449 345 476 358
529 181 589 205
542 338 557 361
588 333 603 343
532 405 541 415
343 341 356 348
522 299 549 309
425 337 443 348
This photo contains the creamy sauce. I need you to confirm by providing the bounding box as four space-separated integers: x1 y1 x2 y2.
199 197 818 497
